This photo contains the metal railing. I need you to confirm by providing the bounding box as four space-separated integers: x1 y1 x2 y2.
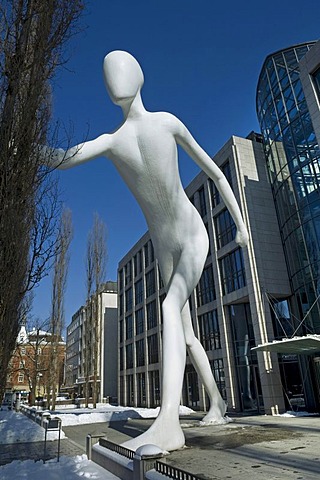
99 438 135 460
156 461 202 480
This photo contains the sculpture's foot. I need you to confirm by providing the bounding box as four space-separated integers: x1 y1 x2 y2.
200 398 230 425
122 417 185 452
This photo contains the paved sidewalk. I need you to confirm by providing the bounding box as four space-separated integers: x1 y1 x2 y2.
1 413 320 479
0 438 84 465
63 413 320 480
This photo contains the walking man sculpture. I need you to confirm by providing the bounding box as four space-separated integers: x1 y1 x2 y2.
49 50 249 452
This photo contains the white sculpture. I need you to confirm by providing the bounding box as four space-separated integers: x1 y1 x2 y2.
49 51 249 452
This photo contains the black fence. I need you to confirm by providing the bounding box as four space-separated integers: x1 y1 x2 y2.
156 461 203 480
99 438 135 460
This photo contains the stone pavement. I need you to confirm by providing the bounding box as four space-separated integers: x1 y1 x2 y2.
0 438 84 465
63 412 320 480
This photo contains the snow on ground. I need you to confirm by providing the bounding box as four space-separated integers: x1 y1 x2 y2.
0 404 194 479
0 410 66 444
275 410 319 417
0 454 117 480
53 403 194 426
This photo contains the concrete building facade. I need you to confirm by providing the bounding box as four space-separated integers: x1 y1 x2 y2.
65 282 118 402
118 133 292 415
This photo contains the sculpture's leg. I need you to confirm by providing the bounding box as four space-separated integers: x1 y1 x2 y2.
122 258 191 452
181 305 228 424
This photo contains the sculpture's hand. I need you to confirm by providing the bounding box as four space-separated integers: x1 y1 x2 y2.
235 224 249 248
41 146 65 169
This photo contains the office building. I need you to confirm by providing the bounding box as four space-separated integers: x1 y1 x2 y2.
118 133 293 414
65 282 118 402
256 41 320 410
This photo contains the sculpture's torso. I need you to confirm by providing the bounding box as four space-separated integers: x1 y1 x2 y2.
106 111 205 252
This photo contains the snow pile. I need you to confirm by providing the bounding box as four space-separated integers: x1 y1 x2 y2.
275 410 319 417
0 411 65 444
52 403 194 427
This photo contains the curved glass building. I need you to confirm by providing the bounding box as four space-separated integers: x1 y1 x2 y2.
256 42 320 335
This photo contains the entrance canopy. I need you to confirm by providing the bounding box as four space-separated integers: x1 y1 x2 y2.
252 335 320 354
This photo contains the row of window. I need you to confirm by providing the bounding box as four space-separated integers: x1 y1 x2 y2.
120 241 155 290
120 307 222 371
120 244 246 322
119 268 156 315
120 360 226 407
120 300 158 342
120 333 159 370
119 370 160 407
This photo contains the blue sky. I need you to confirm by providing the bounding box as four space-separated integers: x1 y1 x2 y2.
32 0 320 330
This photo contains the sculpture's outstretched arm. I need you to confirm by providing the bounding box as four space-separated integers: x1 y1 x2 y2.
43 134 111 170
173 117 249 247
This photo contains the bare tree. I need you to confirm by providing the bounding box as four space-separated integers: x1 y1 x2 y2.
0 0 84 402
47 208 72 410
84 213 107 408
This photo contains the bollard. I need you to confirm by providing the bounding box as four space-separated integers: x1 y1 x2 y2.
133 444 165 480
86 433 105 460
15 399 20 412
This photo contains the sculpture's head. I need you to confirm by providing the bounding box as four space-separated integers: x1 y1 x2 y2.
103 51 144 106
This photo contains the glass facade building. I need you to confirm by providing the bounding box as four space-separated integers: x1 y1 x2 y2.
256 42 320 335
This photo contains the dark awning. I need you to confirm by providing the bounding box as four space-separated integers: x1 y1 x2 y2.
252 335 320 354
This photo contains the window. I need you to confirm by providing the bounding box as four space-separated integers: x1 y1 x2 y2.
209 179 220 208
119 269 124 292
125 288 133 312
126 344 133 369
19 361 25 369
210 359 226 400
144 243 149 268
196 265 216 306
149 370 160 406
134 250 143 277
127 374 134 405
209 161 233 208
198 186 207 217
146 269 155 297
20 347 26 355
119 294 123 316
120 347 124 371
148 334 158 364
125 261 132 286
136 339 145 367
137 372 146 406
119 319 123 343
135 308 144 335
220 248 246 294
159 294 166 323
126 315 133 340
215 209 236 248
18 374 24 383
312 66 320 102
135 279 143 305
198 310 221 351
147 301 157 329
